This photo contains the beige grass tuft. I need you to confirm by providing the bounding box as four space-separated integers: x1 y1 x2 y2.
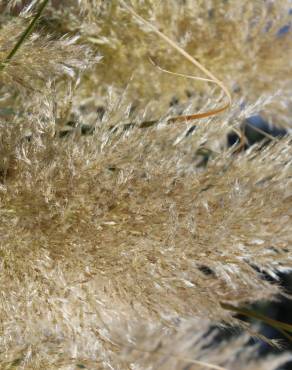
0 1 291 369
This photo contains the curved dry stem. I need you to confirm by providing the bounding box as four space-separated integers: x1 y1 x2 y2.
120 0 232 122
149 55 215 84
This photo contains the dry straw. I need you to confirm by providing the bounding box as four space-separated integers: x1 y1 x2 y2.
120 0 232 122
0 1 291 369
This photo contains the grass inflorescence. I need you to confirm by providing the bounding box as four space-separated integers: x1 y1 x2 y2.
0 1 291 369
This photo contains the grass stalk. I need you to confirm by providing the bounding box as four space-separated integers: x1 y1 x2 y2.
221 302 292 342
0 0 50 71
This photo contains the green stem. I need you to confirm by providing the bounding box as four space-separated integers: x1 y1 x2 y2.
0 0 50 71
